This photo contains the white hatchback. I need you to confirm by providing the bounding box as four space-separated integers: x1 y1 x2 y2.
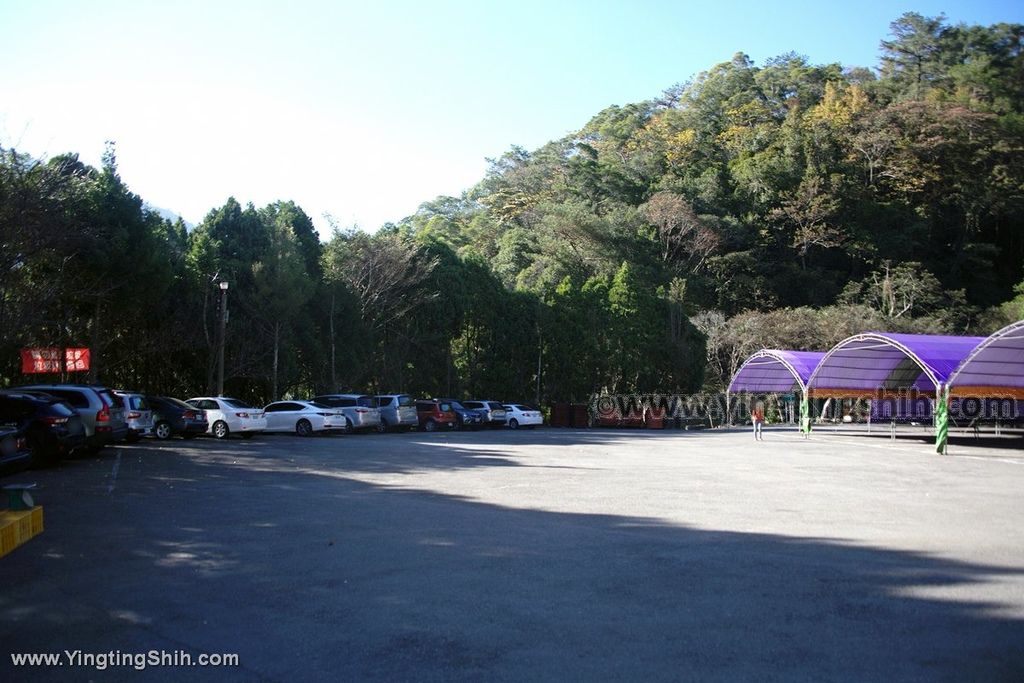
503 404 543 429
263 400 347 436
186 397 267 439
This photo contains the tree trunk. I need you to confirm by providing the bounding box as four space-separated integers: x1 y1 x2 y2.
88 298 101 383
329 291 337 391
272 322 280 401
204 288 215 395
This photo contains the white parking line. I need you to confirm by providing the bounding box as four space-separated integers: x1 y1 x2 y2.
107 451 121 493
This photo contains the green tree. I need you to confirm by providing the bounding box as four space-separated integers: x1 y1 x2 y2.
252 218 315 400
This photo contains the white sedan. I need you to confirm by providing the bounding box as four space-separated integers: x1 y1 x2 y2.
503 404 543 429
186 396 267 439
263 400 347 436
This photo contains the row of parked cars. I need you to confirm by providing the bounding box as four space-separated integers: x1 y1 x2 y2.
0 384 544 475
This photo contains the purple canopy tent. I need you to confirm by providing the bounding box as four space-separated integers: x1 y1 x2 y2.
807 332 986 454
949 320 1024 399
728 350 825 394
727 327 1022 453
727 350 825 434
806 333 986 398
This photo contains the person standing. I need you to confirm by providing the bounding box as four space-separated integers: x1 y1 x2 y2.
752 402 765 441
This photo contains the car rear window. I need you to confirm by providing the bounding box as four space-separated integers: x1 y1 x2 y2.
47 401 76 417
397 395 414 407
46 389 90 408
96 390 118 408
439 402 452 412
317 396 355 407
0 397 32 421
159 397 194 411
357 396 375 408
224 399 255 410
130 396 148 410
488 402 504 410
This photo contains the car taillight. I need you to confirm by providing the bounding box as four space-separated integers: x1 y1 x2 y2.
317 412 334 417
355 408 368 413
127 411 141 419
41 415 69 425
96 406 110 423
183 410 195 419
235 412 249 418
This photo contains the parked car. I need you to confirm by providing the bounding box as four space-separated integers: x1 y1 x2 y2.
263 401 347 436
0 425 31 475
438 398 485 430
15 384 128 453
373 394 419 432
415 399 458 431
503 404 544 429
461 400 508 428
0 391 86 466
146 396 208 440
185 397 267 439
113 391 154 442
311 394 381 433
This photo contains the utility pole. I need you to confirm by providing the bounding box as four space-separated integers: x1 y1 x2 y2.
217 280 229 396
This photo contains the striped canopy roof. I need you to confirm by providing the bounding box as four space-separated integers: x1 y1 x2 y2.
949 320 1024 397
728 350 826 393
808 333 985 396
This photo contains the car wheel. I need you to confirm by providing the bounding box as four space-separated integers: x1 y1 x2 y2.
154 421 173 440
425 419 437 432
509 418 519 429
27 432 60 468
376 418 389 434
341 418 353 434
213 420 230 439
296 419 313 437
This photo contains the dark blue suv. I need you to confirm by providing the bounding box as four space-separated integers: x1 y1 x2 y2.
438 399 485 430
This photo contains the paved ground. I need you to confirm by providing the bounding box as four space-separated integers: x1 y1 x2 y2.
2 426 1023 681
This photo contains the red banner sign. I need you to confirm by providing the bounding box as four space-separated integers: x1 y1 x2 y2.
20 348 62 374
65 348 90 372
20 347 91 373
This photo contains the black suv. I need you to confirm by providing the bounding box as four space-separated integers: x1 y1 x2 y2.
0 425 31 475
0 391 87 466
15 384 128 453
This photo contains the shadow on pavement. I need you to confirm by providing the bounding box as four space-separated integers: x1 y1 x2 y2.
1 438 1022 681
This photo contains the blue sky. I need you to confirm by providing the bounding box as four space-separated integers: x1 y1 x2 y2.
1 0 1021 238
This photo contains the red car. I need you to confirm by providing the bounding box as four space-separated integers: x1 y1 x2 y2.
415 399 458 432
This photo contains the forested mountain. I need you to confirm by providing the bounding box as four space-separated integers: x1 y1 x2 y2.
2 13 1022 403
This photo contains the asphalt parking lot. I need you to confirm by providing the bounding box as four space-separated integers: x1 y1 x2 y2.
2 427 1023 681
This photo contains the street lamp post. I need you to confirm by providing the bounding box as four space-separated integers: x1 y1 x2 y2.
216 281 229 396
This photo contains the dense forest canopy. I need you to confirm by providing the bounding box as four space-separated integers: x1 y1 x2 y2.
1 13 1022 404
